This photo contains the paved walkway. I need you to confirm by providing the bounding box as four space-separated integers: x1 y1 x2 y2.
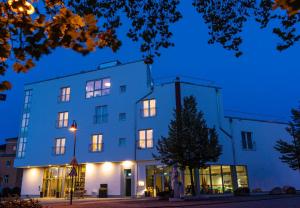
39 195 300 208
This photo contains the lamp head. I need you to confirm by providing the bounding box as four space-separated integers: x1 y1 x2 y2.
69 120 77 132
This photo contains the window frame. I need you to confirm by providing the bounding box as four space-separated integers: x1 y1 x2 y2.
57 111 69 128
241 131 255 151
138 129 154 149
141 99 157 118
59 86 71 103
90 134 103 152
94 105 108 124
53 138 66 155
85 77 111 99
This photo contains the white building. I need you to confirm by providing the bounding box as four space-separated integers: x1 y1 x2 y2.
14 60 300 198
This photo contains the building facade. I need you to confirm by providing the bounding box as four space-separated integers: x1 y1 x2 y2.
14 60 300 197
0 138 23 189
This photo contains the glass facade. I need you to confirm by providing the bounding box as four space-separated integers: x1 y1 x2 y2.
145 164 248 196
42 165 86 198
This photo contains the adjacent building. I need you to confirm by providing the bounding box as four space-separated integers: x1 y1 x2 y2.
0 137 23 189
14 60 299 197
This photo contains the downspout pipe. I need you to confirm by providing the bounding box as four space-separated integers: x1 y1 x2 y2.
133 64 154 197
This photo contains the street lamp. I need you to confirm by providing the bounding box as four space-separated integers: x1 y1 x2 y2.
69 120 78 205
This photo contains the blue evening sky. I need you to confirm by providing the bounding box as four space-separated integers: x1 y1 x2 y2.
0 2 299 142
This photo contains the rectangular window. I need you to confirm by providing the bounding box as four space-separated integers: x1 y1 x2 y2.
57 112 69 128
236 166 248 188
59 87 70 102
120 85 127 93
54 138 66 155
139 129 153 149
21 113 30 131
3 175 9 184
94 106 108 123
142 99 156 117
17 137 27 158
119 138 126 147
24 90 32 110
6 160 11 167
119 113 126 121
241 131 254 150
90 134 103 152
85 78 111 98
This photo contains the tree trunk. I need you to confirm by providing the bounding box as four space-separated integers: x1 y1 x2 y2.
189 167 196 196
194 168 200 196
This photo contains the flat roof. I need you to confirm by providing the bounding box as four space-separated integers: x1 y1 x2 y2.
225 115 288 125
25 59 146 86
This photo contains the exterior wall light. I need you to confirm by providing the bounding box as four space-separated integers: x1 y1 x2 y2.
7 0 35 15
122 160 133 169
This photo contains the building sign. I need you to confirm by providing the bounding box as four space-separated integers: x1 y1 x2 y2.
0 94 6 101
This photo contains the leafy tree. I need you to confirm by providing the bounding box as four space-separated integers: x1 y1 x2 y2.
1 0 300 91
154 96 222 196
275 105 300 171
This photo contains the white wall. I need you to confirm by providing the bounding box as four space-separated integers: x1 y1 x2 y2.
21 168 43 196
227 117 300 191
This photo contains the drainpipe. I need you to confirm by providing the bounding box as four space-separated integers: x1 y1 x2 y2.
215 89 238 191
133 65 154 197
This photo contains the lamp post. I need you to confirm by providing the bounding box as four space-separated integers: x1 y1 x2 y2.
69 120 78 205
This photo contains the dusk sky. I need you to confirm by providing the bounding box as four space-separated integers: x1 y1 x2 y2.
1 1 299 142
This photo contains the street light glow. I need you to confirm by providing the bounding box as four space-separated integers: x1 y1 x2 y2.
7 0 35 15
69 120 78 132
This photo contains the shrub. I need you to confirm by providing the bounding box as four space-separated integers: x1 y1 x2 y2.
11 187 21 196
252 188 262 193
157 191 171 200
234 187 250 196
1 187 11 197
0 198 42 208
285 186 296 194
269 187 282 195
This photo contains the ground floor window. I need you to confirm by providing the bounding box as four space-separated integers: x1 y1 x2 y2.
42 165 86 198
145 164 248 196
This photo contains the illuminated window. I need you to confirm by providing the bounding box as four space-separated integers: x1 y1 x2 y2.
241 131 255 150
90 134 103 152
24 90 32 110
142 99 156 117
85 78 111 98
94 106 108 123
54 138 66 155
59 87 70 102
57 112 69 128
17 137 27 158
236 166 248 188
139 129 153 149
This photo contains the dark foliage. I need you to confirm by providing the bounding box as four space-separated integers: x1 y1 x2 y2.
234 187 250 196
274 105 300 171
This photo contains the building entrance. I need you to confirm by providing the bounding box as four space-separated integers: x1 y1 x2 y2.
41 165 86 198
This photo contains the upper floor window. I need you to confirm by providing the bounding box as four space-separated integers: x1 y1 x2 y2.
57 112 69 128
241 131 255 150
142 99 156 117
119 113 126 121
24 90 32 110
90 134 103 152
3 175 9 184
86 78 111 98
6 160 11 167
120 85 127 93
59 87 70 102
17 137 27 158
54 138 66 155
21 113 30 130
119 138 127 147
94 105 108 123
139 129 153 149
